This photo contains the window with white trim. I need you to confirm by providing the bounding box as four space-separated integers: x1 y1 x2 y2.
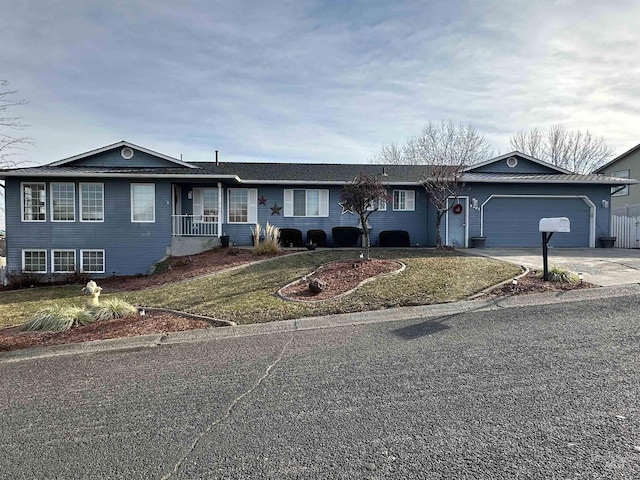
81 250 105 273
22 250 47 273
283 189 329 217
52 250 76 273
51 183 75 221
228 188 257 223
22 183 46 221
393 190 415 211
367 198 387 211
611 170 630 196
131 183 155 222
80 183 104 222
193 188 219 223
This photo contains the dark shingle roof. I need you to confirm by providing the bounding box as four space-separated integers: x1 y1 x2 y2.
0 163 635 185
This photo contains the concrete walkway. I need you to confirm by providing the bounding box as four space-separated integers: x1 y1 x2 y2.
469 248 640 286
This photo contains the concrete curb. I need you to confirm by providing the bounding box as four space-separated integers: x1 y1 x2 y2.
3 283 640 364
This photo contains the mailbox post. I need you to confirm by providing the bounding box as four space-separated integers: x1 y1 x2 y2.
539 217 570 281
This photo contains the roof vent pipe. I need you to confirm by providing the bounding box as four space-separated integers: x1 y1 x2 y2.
215 150 219 166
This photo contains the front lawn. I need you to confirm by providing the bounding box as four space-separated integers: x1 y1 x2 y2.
124 249 518 324
0 249 520 329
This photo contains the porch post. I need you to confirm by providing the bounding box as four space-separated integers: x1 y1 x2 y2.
217 182 223 237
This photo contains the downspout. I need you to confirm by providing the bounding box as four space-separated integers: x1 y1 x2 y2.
217 182 223 237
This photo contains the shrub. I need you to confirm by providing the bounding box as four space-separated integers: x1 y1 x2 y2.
332 227 360 247
307 229 327 247
23 305 94 332
252 222 281 255
88 298 137 321
23 298 137 332
7 271 45 289
540 265 579 283
379 230 411 247
152 258 171 275
279 228 303 247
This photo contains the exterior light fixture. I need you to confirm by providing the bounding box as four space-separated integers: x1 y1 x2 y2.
512 278 518 286
578 272 583 284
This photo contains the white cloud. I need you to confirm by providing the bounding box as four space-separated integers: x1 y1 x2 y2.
1 0 639 167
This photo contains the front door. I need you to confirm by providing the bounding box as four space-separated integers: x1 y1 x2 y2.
446 197 468 248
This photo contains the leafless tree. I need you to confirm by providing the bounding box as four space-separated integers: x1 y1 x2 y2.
510 124 614 173
340 173 389 260
376 121 493 248
1 80 31 169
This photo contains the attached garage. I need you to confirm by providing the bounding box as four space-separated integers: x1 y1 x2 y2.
481 195 594 247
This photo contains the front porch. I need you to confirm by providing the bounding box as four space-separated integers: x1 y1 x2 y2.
172 215 220 237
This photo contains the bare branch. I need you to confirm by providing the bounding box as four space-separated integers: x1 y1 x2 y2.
374 121 492 248
341 173 390 260
0 80 32 169
509 124 613 173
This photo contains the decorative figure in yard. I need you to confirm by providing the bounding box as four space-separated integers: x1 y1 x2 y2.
82 280 102 307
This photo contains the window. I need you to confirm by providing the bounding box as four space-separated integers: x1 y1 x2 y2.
284 189 329 217
80 183 104 222
81 250 105 274
52 250 76 273
131 183 155 222
193 188 219 222
22 183 46 221
393 190 415 211
368 198 387 211
51 183 75 221
228 188 257 223
611 170 630 196
22 250 47 273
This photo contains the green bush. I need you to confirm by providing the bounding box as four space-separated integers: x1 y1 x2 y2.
152 258 171 274
539 265 579 283
23 299 137 332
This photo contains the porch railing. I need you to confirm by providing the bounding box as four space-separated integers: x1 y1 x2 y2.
172 215 219 237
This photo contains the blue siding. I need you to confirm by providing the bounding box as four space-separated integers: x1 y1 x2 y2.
470 157 560 174
4 173 615 278
5 177 171 276
458 183 611 247
70 148 182 168
220 185 430 247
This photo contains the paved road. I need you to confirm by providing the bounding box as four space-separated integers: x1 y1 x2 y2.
470 248 640 286
1 295 639 479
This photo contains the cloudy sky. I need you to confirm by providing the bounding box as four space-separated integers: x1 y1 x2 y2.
2 0 640 168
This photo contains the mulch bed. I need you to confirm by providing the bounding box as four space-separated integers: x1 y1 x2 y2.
279 259 402 301
476 271 595 298
0 310 210 353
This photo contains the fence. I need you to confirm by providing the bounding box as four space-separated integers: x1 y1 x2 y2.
171 215 219 236
610 215 640 248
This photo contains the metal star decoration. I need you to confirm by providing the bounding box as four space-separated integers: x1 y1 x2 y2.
258 196 267 205
338 202 354 215
270 203 282 215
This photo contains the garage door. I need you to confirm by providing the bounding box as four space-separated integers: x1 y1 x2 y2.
483 196 592 247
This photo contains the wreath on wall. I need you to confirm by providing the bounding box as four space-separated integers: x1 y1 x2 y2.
452 203 463 214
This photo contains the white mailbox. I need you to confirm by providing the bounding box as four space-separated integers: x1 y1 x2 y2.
539 217 570 233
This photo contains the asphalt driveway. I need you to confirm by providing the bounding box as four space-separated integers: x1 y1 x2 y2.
470 248 640 286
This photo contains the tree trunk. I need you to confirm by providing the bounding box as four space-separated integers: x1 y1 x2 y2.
360 213 370 260
435 211 445 248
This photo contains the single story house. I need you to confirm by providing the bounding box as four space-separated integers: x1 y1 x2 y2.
0 141 634 278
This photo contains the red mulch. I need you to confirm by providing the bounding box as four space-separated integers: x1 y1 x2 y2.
476 271 595 298
0 310 210 353
279 259 402 301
